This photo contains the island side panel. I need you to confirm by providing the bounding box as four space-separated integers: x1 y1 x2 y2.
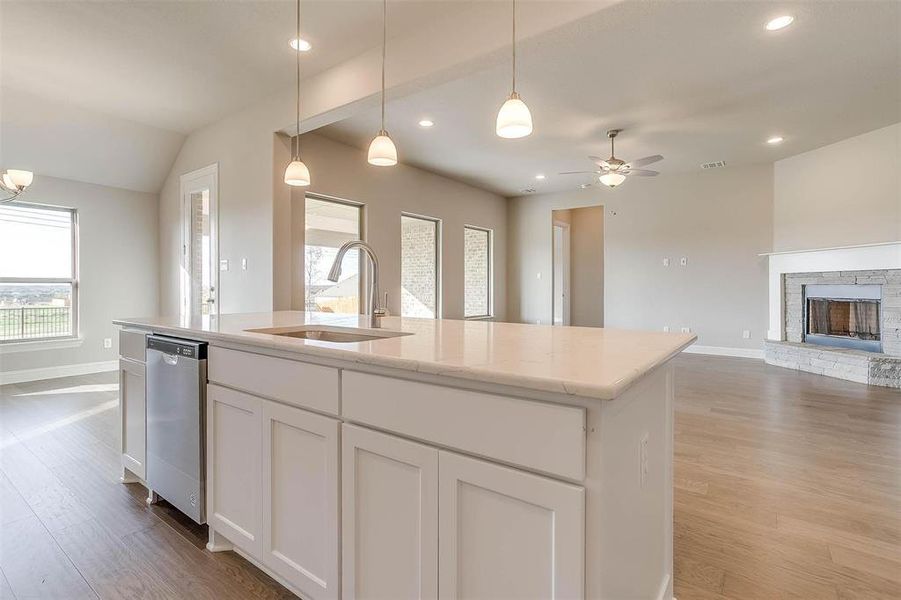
586 364 674 600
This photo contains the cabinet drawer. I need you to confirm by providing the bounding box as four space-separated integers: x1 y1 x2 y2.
209 347 339 415
342 372 586 480
119 329 147 363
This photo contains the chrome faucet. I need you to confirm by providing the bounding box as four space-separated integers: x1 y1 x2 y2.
327 240 386 327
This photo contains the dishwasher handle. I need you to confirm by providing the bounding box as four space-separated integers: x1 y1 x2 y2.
162 353 179 366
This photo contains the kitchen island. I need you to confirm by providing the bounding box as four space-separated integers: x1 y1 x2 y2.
114 311 695 600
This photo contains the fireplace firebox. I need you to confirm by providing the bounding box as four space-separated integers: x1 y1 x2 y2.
803 284 882 352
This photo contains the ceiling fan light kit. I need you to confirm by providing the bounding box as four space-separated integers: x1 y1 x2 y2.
284 0 311 187
496 0 532 139
560 129 663 189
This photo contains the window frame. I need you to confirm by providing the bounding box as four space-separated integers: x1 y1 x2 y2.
463 224 493 320
0 201 79 344
303 193 365 314
400 212 442 319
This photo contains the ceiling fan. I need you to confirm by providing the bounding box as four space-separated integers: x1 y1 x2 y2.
560 129 663 188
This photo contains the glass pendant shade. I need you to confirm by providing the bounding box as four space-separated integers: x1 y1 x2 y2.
6 169 34 188
284 159 311 186
367 131 398 166
2 174 15 189
599 172 626 188
496 92 532 139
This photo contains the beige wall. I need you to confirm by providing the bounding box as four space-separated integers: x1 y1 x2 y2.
508 164 773 350
570 206 605 327
280 133 507 320
0 176 159 373
159 94 293 317
773 123 900 252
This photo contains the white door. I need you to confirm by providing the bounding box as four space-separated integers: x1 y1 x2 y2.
261 400 340 600
438 451 585 600
342 425 438 600
207 384 262 558
553 222 571 326
180 164 219 321
119 358 146 480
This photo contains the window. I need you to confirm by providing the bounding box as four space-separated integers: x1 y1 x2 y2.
304 195 363 314
401 214 440 318
464 226 492 318
0 203 77 342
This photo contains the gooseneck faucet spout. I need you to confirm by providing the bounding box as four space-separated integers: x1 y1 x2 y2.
327 240 386 327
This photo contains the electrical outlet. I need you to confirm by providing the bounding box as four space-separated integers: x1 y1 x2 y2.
742 330 751 339
219 259 229 271
103 338 112 349
681 327 691 334
536 272 541 280
680 257 688 267
241 258 248 271
663 326 670 333
662 258 670 267
639 432 649 488
536 319 541 325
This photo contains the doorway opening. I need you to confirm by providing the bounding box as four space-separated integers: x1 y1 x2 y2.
551 206 604 327
179 164 218 322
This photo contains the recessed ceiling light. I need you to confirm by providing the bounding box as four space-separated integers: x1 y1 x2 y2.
290 37 312 52
418 119 434 128
765 15 794 31
767 136 785 145
535 174 546 180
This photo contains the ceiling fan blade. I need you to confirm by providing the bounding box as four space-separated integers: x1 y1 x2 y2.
624 155 663 169
559 170 601 175
588 156 611 169
623 169 659 177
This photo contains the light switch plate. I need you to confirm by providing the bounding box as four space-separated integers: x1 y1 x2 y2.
103 338 112 349
241 258 247 271
663 258 670 267
742 330 751 339
680 257 688 266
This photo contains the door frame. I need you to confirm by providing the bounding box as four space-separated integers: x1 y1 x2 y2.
180 164 219 320
552 220 571 326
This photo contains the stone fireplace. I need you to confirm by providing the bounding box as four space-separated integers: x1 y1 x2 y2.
762 243 901 388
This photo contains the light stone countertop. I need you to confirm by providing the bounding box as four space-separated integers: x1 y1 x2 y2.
114 311 696 400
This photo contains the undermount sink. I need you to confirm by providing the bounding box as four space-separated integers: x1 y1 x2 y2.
245 325 411 343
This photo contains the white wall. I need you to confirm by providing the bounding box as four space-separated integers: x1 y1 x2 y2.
773 123 900 252
0 176 159 374
281 133 507 320
508 165 773 351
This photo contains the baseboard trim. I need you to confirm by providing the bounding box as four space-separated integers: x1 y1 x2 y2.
683 345 765 360
0 359 118 385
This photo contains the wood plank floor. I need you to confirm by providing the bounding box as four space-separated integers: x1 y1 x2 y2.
0 356 898 599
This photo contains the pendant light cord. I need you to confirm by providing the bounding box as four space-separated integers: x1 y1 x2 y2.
511 0 516 93
380 0 387 132
295 0 301 159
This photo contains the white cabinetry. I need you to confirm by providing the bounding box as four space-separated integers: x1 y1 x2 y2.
207 384 262 558
341 424 438 600
119 358 146 480
261 399 339 600
438 451 585 600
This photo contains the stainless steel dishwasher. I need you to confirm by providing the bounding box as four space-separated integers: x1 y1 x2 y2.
145 335 208 524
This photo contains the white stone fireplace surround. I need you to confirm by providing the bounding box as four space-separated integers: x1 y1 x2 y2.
762 242 901 388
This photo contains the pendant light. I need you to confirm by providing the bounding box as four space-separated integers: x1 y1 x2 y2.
367 0 397 166
285 0 311 186
496 0 532 139
1 169 34 203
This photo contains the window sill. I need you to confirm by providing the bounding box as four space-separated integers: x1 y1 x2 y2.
0 337 84 354
465 315 494 321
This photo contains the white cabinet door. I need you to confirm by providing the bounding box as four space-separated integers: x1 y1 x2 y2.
438 451 585 600
261 400 339 600
342 425 438 600
207 384 262 558
119 358 146 479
